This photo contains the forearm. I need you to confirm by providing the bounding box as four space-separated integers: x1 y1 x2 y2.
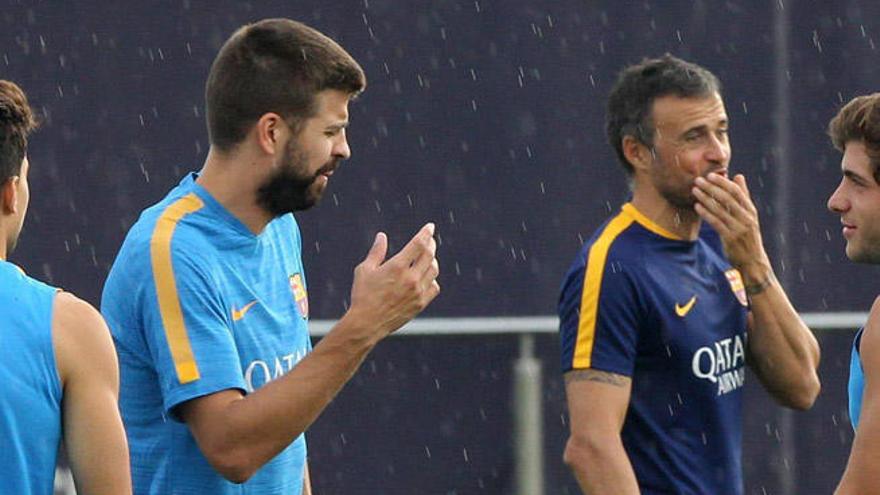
564 435 639 495
743 265 820 407
205 311 378 475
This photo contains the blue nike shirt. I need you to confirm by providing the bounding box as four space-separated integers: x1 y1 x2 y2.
102 173 312 495
849 328 865 429
559 203 749 495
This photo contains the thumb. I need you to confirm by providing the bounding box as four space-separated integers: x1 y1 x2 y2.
362 232 388 268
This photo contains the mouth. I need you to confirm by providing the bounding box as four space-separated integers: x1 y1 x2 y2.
841 220 857 238
316 161 339 179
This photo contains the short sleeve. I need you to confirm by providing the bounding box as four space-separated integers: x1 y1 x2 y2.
559 250 643 376
144 237 246 417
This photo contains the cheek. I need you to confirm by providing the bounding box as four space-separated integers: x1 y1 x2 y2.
865 199 880 233
305 142 332 164
20 181 30 209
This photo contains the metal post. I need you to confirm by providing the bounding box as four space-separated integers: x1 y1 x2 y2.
514 333 544 495
773 1 796 494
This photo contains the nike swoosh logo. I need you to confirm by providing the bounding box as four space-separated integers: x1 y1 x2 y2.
231 300 258 322
675 296 697 317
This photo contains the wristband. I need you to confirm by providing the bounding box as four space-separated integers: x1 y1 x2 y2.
744 275 773 296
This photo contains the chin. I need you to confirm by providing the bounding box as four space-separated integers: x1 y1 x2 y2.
308 185 327 205
846 244 879 264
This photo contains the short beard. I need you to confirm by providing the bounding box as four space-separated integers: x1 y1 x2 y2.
257 165 319 215
653 156 724 211
256 140 334 216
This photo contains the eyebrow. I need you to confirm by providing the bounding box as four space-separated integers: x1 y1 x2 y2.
325 121 349 131
681 119 728 136
842 166 874 186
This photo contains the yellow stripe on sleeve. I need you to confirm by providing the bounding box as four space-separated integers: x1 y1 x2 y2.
149 193 205 384
572 211 634 369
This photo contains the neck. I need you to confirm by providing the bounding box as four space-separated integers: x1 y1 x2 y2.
0 223 9 260
196 147 273 235
630 189 701 241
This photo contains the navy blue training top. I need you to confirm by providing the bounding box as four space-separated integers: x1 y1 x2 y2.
559 203 749 495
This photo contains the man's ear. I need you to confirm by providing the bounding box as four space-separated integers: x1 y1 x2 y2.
622 135 653 173
1 177 19 215
254 113 284 156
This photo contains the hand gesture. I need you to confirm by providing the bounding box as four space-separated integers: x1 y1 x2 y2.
692 173 771 274
347 223 440 339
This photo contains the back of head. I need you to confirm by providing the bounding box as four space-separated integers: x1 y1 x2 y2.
206 18 367 152
606 54 721 175
828 93 880 182
0 80 37 184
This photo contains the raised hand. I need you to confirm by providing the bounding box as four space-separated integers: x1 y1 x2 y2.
347 222 440 340
692 173 771 276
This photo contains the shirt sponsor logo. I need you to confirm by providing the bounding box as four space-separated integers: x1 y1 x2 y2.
289 273 308 319
675 295 697 317
691 334 746 396
244 348 308 392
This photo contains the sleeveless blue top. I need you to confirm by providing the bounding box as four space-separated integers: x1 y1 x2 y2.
850 327 865 429
0 260 62 494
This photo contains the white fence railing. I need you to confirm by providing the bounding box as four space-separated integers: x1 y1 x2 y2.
308 312 868 336
56 312 866 495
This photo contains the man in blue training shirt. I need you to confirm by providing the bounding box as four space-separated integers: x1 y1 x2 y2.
101 19 440 495
827 92 880 494
558 55 821 495
0 80 131 493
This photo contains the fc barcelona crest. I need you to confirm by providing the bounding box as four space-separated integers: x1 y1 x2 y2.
289 273 309 319
725 269 748 307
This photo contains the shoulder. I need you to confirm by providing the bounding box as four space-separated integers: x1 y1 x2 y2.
109 209 218 288
568 220 643 283
115 189 214 254
54 292 105 334
53 292 116 385
861 297 880 356
560 214 643 306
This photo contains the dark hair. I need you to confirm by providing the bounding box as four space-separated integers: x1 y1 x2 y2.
828 93 880 183
206 18 367 151
0 80 37 184
606 54 721 175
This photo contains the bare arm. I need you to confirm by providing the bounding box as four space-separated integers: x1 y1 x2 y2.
743 274 820 409
835 298 880 495
563 369 639 494
53 292 132 495
179 224 440 483
694 173 820 409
